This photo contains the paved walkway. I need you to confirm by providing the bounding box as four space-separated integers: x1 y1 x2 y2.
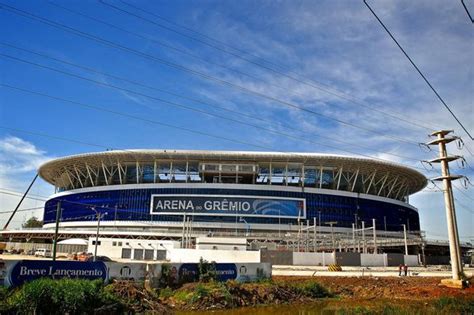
273 265 474 278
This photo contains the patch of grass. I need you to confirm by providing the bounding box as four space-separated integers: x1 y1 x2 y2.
189 283 210 304
434 296 474 313
4 278 121 315
159 287 174 299
293 281 332 298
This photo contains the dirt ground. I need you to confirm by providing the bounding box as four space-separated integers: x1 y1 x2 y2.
273 276 474 300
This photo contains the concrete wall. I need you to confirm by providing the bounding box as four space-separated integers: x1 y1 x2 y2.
88 238 180 260
404 255 419 266
293 252 335 266
167 248 261 263
360 254 386 267
386 253 404 266
260 250 293 265
335 252 361 266
1 260 271 287
196 237 247 251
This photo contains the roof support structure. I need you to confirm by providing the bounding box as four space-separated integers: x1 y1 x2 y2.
85 163 98 187
365 170 377 194
351 169 360 192
377 173 390 196
73 165 84 188
386 175 400 198
335 167 343 190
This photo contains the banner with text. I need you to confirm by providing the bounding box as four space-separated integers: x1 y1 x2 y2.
150 194 305 218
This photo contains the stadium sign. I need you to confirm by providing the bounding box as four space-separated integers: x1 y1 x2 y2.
150 194 305 218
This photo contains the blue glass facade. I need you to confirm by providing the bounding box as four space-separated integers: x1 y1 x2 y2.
43 187 420 232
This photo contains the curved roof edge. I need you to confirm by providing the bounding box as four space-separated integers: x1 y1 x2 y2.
38 149 427 194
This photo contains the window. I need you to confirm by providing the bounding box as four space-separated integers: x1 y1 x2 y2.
118 242 122 246
92 240 101 245
112 241 117 246
256 164 269 184
158 162 171 182
172 162 187 182
121 248 131 259
271 164 286 185
321 169 335 189
287 164 302 186
188 162 201 182
125 164 137 184
304 167 319 187
142 164 154 183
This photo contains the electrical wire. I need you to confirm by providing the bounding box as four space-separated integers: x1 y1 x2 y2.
0 190 47 202
364 0 474 140
461 0 474 23
0 2 425 146
110 0 443 132
49 0 438 133
1 83 439 175
0 50 432 163
0 206 44 215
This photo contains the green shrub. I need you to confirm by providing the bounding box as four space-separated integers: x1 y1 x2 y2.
198 257 217 282
159 287 174 299
434 296 474 313
7 278 121 314
292 281 332 298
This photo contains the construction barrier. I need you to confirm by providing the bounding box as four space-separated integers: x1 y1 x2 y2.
0 259 271 288
328 264 342 271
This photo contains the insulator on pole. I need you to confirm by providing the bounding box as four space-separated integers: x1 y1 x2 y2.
421 160 434 171
456 138 464 150
419 142 432 152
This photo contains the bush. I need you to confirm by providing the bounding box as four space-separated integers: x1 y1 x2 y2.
190 283 209 303
5 278 120 314
159 287 174 299
198 257 217 283
434 296 474 313
290 281 332 298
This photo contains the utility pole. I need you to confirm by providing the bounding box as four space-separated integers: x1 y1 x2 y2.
52 200 62 261
306 220 310 252
3 174 38 230
92 207 107 262
313 217 317 252
326 221 337 250
426 130 464 281
352 223 356 252
372 218 377 254
362 221 366 254
402 224 408 255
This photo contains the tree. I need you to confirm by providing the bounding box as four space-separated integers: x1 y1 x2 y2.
22 216 43 228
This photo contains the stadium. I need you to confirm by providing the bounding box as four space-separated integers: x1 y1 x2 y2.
31 149 426 242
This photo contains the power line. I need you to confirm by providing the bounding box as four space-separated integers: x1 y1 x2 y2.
453 184 474 202
49 0 438 133
461 0 474 23
1 83 435 173
364 0 474 140
0 3 424 146
0 206 44 215
0 190 47 202
0 43 432 163
0 188 49 199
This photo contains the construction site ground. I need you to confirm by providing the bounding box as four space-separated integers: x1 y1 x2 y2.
273 275 474 300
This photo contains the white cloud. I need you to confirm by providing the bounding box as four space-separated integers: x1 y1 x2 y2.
0 136 52 175
0 136 54 229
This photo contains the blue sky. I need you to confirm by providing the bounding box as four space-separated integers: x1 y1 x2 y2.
0 0 472 242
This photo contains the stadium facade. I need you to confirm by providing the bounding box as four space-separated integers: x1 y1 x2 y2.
37 150 427 237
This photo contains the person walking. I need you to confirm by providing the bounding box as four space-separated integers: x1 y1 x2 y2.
398 264 403 276
403 264 408 276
